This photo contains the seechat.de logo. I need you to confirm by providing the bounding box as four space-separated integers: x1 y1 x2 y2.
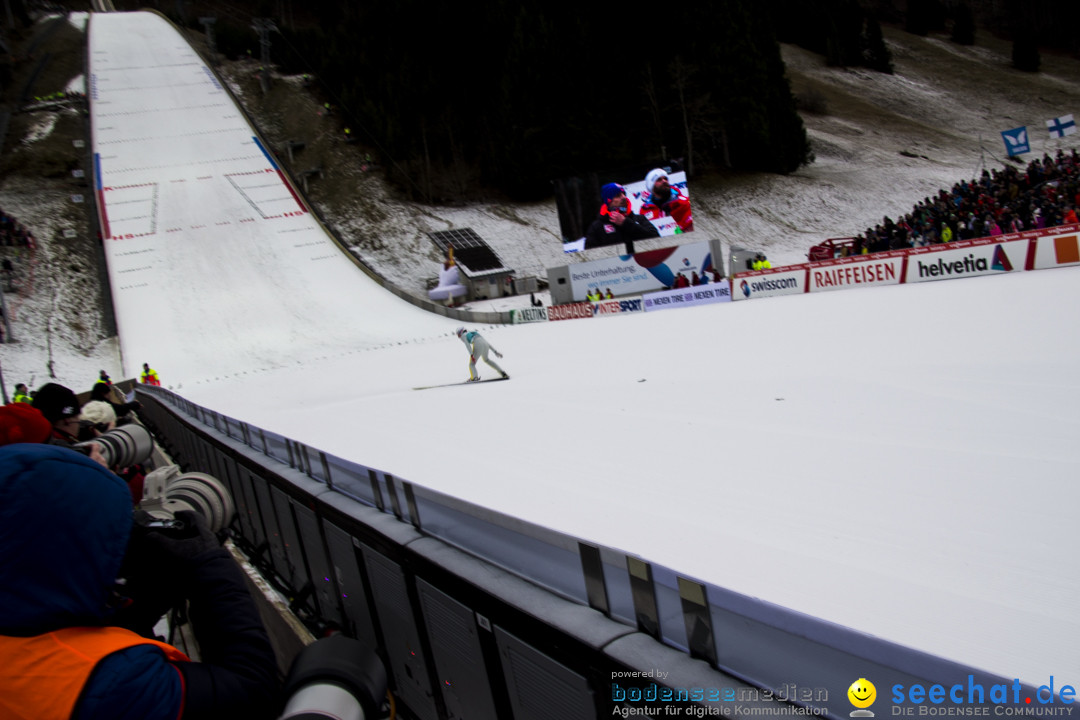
848 678 877 718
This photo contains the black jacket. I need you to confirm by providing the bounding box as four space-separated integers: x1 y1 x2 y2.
585 210 659 252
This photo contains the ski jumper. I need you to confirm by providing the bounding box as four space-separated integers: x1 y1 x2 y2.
460 330 506 380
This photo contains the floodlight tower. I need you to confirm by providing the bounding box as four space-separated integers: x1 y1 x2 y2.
251 18 278 95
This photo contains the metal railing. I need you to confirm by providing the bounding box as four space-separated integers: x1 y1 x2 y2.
134 383 1027 720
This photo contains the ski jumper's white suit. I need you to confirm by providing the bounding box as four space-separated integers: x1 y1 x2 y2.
459 329 506 380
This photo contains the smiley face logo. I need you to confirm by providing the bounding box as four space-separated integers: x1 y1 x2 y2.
848 678 877 710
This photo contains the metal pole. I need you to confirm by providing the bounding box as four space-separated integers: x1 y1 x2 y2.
0 275 13 343
0 359 8 404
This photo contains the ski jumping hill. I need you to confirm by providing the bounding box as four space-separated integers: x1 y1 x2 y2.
88 10 1080 699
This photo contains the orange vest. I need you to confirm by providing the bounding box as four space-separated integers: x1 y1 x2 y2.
0 626 189 720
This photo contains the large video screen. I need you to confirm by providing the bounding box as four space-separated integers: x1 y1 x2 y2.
555 167 693 253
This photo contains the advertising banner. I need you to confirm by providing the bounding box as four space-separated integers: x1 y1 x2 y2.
904 237 1027 284
1029 223 1080 270
591 296 645 316
568 241 718 301
732 267 808 301
511 307 549 324
548 302 594 322
808 254 905 292
643 281 731 312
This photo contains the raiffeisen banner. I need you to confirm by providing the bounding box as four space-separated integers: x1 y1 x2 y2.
568 241 719 301
643 282 731 312
732 266 808 301
905 237 1027 284
809 254 905 292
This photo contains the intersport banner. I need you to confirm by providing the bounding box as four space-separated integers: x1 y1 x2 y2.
591 296 646 316
643 281 731 311
904 237 1027 284
568 240 717 301
732 266 808 301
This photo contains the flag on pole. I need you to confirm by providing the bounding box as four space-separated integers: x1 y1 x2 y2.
1001 126 1030 157
1046 114 1077 139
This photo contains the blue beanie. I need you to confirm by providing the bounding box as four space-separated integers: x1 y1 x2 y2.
601 183 625 205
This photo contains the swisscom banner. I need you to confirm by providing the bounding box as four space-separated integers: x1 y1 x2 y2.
733 267 808 301
568 241 718 301
904 238 1027 284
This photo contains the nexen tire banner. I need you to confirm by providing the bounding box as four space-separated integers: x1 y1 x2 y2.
733 267 808 301
905 237 1027 284
643 281 731 311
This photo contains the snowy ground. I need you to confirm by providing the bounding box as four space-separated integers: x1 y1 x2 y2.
3 9 1080 694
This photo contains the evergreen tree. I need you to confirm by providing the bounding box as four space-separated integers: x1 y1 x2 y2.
862 14 893 73
219 0 814 200
950 3 976 46
905 0 931 36
1012 30 1041 72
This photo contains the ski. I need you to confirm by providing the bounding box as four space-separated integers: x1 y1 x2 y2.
412 377 510 391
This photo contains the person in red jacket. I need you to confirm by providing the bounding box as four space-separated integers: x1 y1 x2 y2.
639 168 694 233
140 363 161 386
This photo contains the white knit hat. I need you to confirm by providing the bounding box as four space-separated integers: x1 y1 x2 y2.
80 400 116 427
644 168 668 195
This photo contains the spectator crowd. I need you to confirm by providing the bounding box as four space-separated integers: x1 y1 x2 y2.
848 148 1080 255
0 205 36 248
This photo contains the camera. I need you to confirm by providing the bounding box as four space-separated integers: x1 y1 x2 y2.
74 422 154 469
279 634 387 720
138 464 235 534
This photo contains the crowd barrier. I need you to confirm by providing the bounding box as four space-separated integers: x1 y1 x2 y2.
538 225 1079 323
132 385 1045 720
731 224 1080 301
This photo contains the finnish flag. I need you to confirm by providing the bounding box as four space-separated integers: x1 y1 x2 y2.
1000 126 1030 157
1046 114 1077 139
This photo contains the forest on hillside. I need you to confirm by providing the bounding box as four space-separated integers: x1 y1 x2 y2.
163 1 816 201
53 0 1080 202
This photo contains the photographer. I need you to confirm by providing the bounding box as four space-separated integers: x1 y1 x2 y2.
88 381 141 423
0 443 282 719
79 400 148 505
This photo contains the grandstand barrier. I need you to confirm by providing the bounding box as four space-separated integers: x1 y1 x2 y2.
132 385 1052 720
733 223 1080 302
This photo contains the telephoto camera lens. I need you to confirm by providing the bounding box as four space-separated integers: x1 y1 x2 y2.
138 467 235 534
279 634 387 720
75 423 154 468
162 472 235 534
